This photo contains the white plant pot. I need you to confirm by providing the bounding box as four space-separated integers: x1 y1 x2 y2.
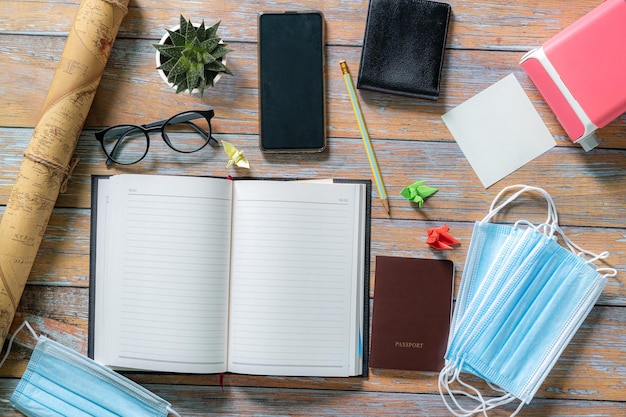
155 25 226 95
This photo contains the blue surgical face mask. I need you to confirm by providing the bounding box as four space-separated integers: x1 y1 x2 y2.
448 222 517 338
446 226 545 361
461 241 605 402
439 185 615 416
3 322 181 417
448 186 559 340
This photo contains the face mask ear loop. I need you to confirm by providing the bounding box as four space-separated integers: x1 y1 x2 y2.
487 185 549 215
167 406 182 417
597 267 618 278
482 393 520 412
514 220 555 238
0 321 38 368
455 372 521 415
514 220 539 231
0 321 39 404
552 223 612 265
483 185 558 230
510 400 525 416
488 185 535 212
439 363 483 417
484 186 534 224
439 360 509 417
439 357 524 416
453 369 522 415
485 380 507 394
440 362 524 416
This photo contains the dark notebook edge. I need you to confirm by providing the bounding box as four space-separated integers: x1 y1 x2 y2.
87 174 110 360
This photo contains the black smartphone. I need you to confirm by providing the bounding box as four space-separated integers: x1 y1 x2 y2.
258 11 326 153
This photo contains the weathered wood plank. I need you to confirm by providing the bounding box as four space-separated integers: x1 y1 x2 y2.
103 385 626 416
0 0 604 51
0 288 623 402
116 306 626 403
1 128 625 230
0 380 624 416
1 373 625 417
0 206 623 305
2 37 625 149
1 0 624 414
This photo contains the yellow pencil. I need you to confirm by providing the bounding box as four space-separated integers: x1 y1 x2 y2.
339 60 390 215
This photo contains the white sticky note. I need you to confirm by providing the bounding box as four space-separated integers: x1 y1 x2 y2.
442 74 555 188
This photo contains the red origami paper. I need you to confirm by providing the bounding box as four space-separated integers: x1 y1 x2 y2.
427 224 460 250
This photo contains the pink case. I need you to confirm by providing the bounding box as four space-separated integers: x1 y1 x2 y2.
520 0 626 151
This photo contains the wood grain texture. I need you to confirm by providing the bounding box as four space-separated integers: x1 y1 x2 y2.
0 0 607 49
0 290 624 403
0 380 624 416
0 207 623 305
2 37 626 147
0 0 624 415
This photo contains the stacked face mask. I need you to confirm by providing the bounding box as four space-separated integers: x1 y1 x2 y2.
439 185 614 416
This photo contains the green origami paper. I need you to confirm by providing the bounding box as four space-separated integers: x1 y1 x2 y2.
400 180 438 208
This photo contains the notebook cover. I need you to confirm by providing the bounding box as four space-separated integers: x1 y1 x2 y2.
357 0 451 100
520 0 626 148
370 256 454 371
87 175 372 377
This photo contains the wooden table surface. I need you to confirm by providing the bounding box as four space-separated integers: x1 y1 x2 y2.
1 0 625 415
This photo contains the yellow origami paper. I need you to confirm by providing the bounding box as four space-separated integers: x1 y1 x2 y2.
222 140 250 169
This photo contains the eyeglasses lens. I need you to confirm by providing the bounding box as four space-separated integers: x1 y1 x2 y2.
164 111 212 153
101 125 149 165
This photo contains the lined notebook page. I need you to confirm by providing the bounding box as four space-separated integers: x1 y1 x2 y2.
95 175 233 373
227 181 365 376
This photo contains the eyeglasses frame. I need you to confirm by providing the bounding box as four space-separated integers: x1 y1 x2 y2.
95 109 218 166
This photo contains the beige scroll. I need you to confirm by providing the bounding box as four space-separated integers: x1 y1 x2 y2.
0 0 129 346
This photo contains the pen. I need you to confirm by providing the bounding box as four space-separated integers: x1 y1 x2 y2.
339 60 390 215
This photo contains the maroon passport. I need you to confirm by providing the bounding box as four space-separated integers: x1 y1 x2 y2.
370 256 454 371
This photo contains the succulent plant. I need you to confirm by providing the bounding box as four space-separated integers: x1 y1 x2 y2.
154 15 233 96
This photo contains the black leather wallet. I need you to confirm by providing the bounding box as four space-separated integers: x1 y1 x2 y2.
357 0 451 100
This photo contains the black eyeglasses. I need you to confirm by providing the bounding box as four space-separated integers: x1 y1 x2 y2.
95 110 218 165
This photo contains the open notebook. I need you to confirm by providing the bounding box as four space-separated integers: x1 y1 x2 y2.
88 174 370 377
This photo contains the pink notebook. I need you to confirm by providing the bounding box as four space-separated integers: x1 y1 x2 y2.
520 0 626 151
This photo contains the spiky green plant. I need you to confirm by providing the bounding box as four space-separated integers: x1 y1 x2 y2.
154 15 233 96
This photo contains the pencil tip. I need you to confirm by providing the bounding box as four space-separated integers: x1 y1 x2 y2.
382 199 391 216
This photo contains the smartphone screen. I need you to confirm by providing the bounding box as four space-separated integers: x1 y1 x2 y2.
258 11 326 153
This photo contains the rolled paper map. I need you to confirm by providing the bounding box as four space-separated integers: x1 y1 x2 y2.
0 0 129 346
